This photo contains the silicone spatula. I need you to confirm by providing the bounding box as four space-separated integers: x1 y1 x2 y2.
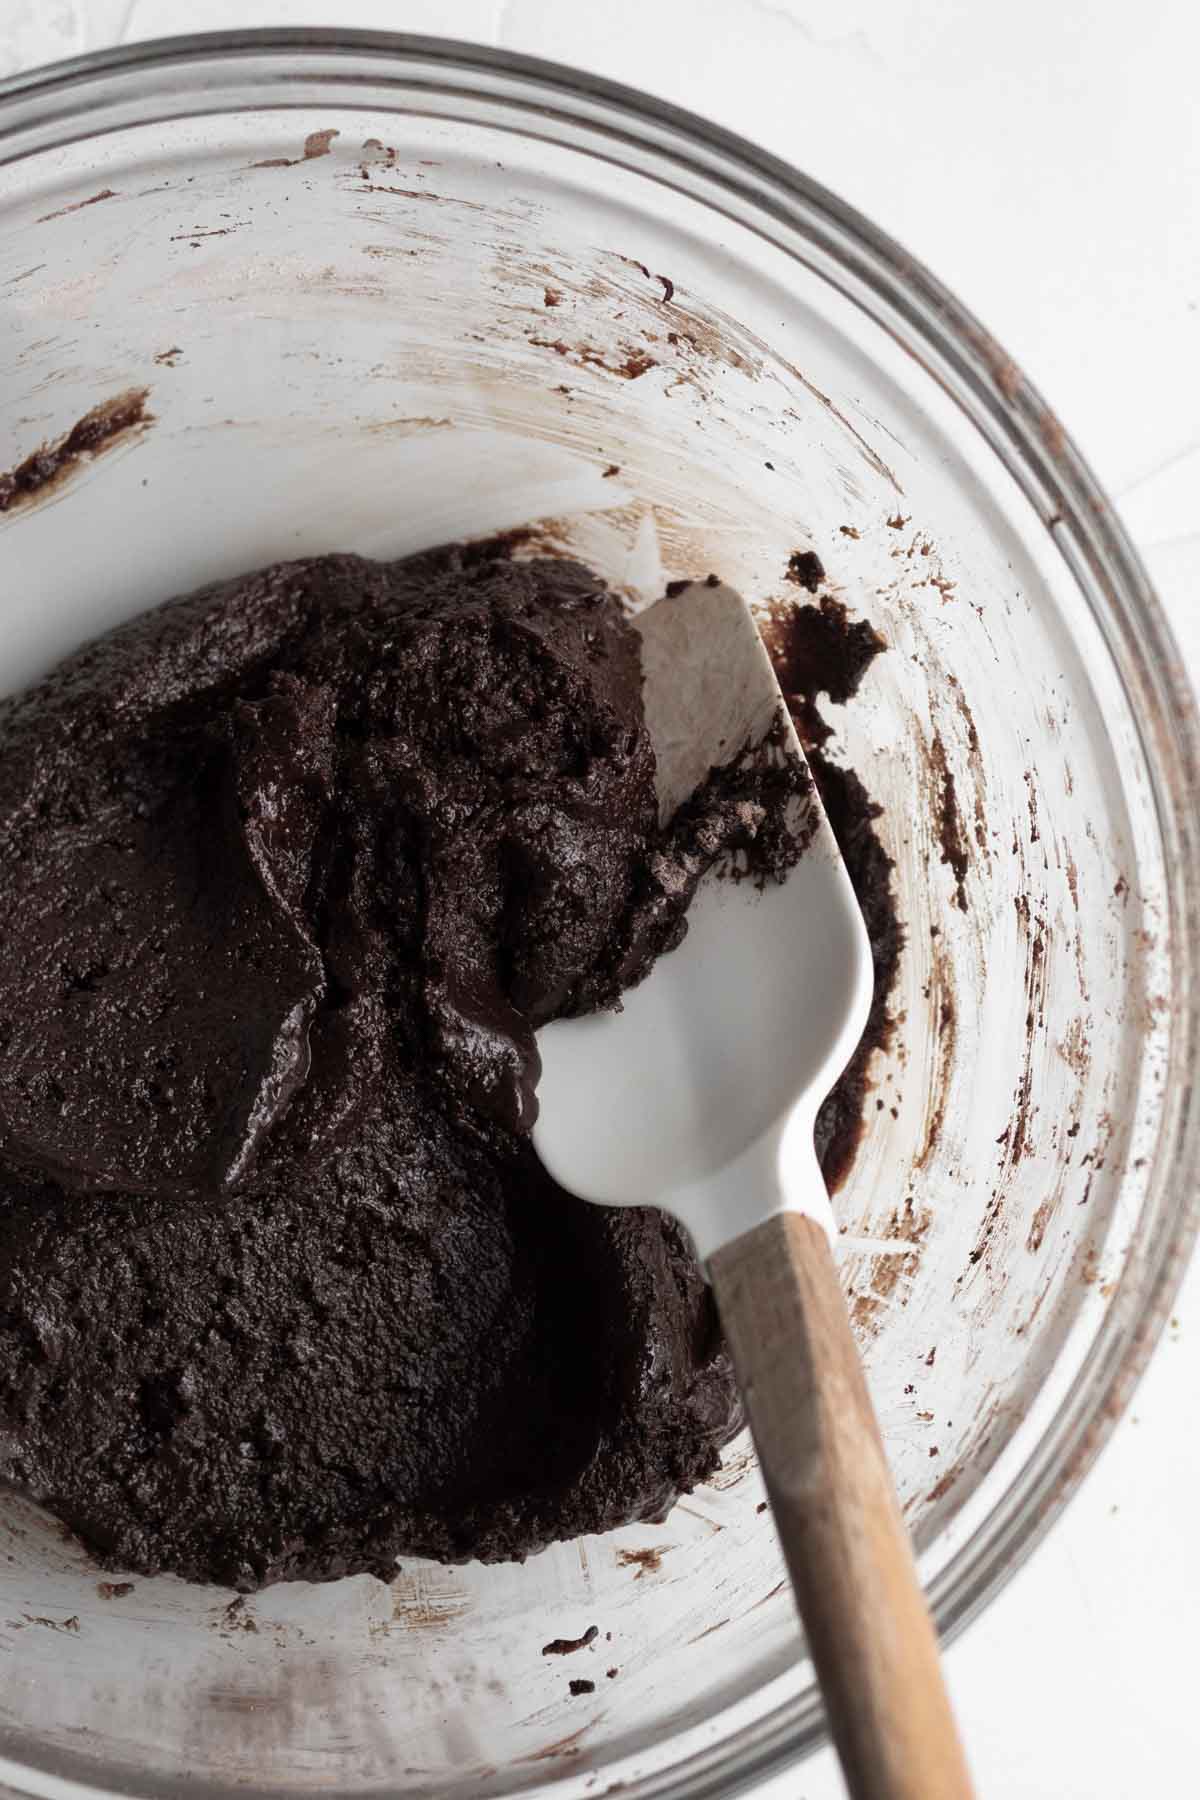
533 578 973 1800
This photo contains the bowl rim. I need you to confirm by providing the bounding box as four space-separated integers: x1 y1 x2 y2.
0 27 1198 1800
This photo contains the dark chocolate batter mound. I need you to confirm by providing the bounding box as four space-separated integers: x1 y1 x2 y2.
0 544 837 1591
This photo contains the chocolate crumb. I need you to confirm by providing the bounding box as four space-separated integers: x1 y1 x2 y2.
252 129 340 172
616 1546 666 1578
0 388 152 514
569 1678 595 1697
784 550 826 593
96 1581 135 1600
760 594 886 752
543 1625 599 1656
620 351 656 380
929 733 970 912
606 1667 619 1679
755 1501 768 1514
602 464 620 478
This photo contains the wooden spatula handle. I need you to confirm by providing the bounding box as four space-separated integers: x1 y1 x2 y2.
710 1212 974 1800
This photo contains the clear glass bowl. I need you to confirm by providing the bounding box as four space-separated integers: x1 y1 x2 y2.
0 29 1196 1800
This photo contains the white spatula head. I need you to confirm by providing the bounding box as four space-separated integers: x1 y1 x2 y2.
532 579 873 1262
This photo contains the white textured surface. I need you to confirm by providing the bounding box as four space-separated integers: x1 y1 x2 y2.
1 4 1197 1797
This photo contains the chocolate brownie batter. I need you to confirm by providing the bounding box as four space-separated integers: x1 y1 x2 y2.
0 543 863 1592
761 591 899 1187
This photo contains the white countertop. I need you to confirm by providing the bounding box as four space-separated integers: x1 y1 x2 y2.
3 3 1198 1795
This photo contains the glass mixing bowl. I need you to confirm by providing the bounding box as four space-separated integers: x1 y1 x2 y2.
0 29 1196 1800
